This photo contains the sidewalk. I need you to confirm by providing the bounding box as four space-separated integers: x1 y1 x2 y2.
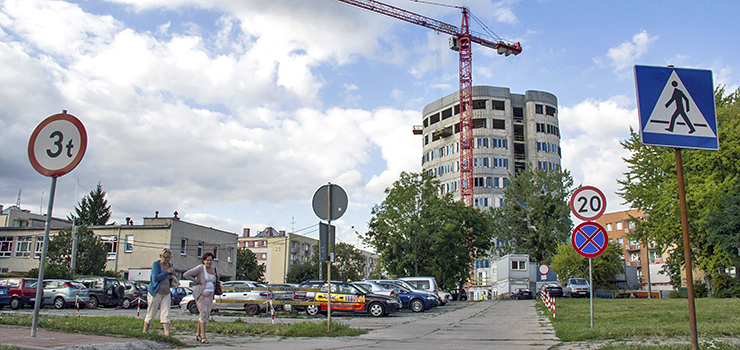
0 325 167 350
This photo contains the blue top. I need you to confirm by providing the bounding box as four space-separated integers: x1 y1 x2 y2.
148 260 173 296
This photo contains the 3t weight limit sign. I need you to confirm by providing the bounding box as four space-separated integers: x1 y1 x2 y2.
570 186 606 221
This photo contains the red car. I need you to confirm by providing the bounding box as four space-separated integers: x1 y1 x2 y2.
0 277 42 309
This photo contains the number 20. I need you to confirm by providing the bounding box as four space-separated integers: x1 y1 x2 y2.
577 195 601 213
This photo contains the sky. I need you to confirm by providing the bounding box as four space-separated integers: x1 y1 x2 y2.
1 0 738 251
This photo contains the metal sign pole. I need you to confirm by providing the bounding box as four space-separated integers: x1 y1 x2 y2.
589 258 594 328
326 183 332 332
676 148 699 350
32 176 57 337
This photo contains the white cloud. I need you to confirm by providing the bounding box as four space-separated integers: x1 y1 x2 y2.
606 30 657 72
560 96 639 214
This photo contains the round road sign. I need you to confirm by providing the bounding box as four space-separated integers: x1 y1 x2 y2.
570 186 607 221
571 222 608 258
28 113 87 177
312 184 348 221
539 264 550 275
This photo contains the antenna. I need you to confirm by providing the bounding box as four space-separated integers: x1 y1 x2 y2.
16 189 21 206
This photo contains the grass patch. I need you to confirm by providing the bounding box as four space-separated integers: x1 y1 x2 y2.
0 314 366 343
539 297 740 349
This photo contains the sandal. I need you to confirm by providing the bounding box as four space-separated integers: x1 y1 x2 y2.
200 337 209 344
196 335 202 342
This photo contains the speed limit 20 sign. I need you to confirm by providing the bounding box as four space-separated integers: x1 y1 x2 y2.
28 113 87 177
570 186 606 221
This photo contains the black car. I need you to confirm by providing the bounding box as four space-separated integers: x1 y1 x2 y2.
538 283 563 298
307 281 402 317
510 288 534 300
74 277 125 308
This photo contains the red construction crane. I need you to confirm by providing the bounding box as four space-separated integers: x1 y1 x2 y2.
337 0 521 206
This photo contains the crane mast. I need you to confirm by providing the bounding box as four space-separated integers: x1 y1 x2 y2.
337 0 521 206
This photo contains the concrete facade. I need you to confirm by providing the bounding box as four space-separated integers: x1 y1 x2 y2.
0 215 238 280
237 227 317 284
494 254 537 297
421 86 560 208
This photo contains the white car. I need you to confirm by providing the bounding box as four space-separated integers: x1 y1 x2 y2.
400 277 448 305
180 280 271 315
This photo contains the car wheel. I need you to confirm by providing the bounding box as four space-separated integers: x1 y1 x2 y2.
10 297 21 310
306 304 319 316
369 302 386 317
187 301 199 314
54 297 66 309
245 304 260 316
410 299 425 313
89 295 99 308
122 298 131 309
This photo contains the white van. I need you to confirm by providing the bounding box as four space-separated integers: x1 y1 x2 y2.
179 280 193 289
400 277 449 305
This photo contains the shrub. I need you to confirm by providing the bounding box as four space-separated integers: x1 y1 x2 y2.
712 273 740 298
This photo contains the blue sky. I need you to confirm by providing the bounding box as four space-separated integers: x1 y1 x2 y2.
1 0 738 250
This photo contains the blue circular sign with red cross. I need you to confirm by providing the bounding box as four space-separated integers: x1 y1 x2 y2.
571 222 608 258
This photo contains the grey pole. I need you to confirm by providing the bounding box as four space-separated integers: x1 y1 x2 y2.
589 258 594 328
32 176 57 337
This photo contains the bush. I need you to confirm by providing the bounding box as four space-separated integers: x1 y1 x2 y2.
712 273 740 298
25 264 73 280
694 279 709 298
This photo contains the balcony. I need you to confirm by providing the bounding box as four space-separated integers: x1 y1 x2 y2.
626 244 641 252
433 126 453 138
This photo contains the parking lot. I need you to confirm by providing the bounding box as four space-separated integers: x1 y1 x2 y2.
3 299 560 350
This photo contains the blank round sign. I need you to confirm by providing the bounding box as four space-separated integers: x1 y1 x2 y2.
28 113 87 177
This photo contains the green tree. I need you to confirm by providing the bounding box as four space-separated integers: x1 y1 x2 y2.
551 241 624 290
704 179 740 280
618 87 740 286
285 261 318 283
490 168 574 265
69 183 111 226
365 171 494 291
47 226 107 276
235 248 265 282
333 242 366 282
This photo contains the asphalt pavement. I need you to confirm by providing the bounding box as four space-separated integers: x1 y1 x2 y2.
1 300 563 350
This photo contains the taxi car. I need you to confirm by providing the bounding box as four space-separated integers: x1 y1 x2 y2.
307 281 401 317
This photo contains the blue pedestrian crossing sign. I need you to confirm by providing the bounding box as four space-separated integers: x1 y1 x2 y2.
634 65 718 150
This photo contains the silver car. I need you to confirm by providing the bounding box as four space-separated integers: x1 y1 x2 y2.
180 280 272 315
42 279 90 309
352 281 399 299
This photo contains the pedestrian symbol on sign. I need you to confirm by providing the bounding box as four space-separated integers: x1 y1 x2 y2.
641 70 715 138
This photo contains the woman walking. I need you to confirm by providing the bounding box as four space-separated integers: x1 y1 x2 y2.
183 252 220 344
143 248 178 336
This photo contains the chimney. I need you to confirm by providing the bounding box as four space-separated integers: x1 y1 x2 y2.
173 211 179 220
155 211 159 218
279 230 286 237
0 205 3 213
243 228 250 237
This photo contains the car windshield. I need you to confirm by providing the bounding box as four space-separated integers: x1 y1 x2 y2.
70 282 86 289
571 279 588 285
26 280 38 288
354 284 371 292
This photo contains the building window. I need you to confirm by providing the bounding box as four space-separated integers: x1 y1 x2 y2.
213 245 219 261
261 240 267 247
472 100 486 110
180 238 187 255
476 138 489 148
511 260 526 270
606 223 612 231
546 105 557 116
472 118 486 129
474 157 489 167
493 158 508 168
228 247 234 263
14 236 32 258
0 236 12 257
101 236 117 260
536 123 546 133
34 236 43 259
492 138 507 149
630 253 639 262
492 100 505 111
474 197 489 207
535 104 544 114
616 222 623 230
650 251 661 261
628 220 636 229
491 119 505 130
197 242 204 258
617 238 623 246
260 253 267 259
124 235 134 253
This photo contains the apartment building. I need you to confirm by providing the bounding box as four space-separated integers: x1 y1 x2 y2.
420 86 560 208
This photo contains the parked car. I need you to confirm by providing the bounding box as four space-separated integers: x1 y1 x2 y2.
400 277 448 305
290 280 336 313
42 279 90 309
121 281 148 309
538 283 563 298
180 280 271 315
171 286 192 307
352 281 398 298
510 288 534 300
365 279 439 307
0 277 41 309
0 285 11 309
564 278 591 298
370 280 434 312
266 283 298 311
74 277 125 308
307 281 401 317
451 288 468 301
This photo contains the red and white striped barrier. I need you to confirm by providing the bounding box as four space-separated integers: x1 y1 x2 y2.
542 290 555 318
